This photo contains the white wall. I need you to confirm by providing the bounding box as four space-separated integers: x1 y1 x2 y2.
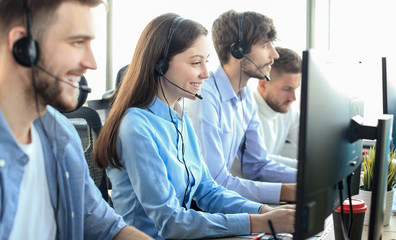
84 0 396 123
329 0 396 121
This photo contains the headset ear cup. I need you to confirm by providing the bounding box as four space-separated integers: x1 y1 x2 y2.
155 58 169 76
231 43 245 59
12 37 39 67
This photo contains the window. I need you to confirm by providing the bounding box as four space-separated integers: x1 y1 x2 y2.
87 0 306 100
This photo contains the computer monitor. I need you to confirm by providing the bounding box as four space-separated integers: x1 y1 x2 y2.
294 49 365 239
294 50 393 240
382 57 396 146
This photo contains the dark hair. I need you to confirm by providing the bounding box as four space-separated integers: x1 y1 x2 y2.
94 13 208 169
212 9 277 65
271 47 302 75
0 0 102 39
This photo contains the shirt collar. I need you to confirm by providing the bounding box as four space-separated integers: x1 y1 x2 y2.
214 65 248 103
0 106 69 164
0 109 26 161
147 97 181 123
0 106 67 144
0 109 16 142
34 106 69 145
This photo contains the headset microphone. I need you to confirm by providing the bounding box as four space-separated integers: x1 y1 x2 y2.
35 65 92 93
78 84 91 93
155 16 203 100
244 55 271 81
161 73 203 100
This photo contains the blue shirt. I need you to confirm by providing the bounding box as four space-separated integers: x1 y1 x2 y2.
0 107 126 240
107 97 262 240
184 66 297 204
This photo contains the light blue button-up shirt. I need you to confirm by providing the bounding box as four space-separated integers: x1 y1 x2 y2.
107 97 261 240
184 66 297 204
0 106 126 240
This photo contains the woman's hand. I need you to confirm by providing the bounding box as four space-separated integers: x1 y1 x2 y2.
251 206 295 234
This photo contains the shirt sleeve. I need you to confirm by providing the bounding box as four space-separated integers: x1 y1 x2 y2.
118 111 255 239
61 112 126 240
240 98 297 185
82 169 127 240
192 145 262 214
268 154 298 169
186 84 291 204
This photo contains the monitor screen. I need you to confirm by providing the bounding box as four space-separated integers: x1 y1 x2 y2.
294 49 364 239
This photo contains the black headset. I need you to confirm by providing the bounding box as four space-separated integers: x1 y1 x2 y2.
155 16 186 76
12 0 90 111
12 0 40 67
154 16 195 209
230 12 245 60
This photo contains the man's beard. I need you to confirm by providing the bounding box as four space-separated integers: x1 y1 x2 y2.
240 58 267 79
266 96 290 113
31 67 77 112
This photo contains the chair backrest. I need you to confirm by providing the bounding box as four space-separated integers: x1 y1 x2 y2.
63 106 110 202
115 64 129 89
88 64 129 124
87 99 111 124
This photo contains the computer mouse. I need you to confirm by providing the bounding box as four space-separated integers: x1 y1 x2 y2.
267 233 293 240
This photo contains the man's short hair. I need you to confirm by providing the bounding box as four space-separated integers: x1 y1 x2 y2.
0 0 102 39
212 9 277 65
271 47 302 75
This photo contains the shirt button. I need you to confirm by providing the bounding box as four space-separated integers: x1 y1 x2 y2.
71 211 74 218
65 171 69 179
0 159 5 167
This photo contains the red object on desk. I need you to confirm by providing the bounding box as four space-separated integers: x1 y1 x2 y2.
334 198 367 213
252 232 265 240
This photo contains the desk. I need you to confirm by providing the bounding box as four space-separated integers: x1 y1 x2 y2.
362 214 396 239
206 214 396 239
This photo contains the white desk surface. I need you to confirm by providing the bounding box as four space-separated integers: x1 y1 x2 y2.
203 214 396 240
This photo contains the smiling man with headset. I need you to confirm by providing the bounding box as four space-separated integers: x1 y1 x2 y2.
0 0 151 239
185 10 297 205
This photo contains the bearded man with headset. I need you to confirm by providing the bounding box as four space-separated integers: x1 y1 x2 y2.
0 0 151 239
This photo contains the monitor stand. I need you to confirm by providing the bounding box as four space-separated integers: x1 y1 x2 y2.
350 114 393 240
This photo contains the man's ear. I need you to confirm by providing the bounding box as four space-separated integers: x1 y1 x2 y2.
258 78 268 90
257 79 269 98
8 26 27 51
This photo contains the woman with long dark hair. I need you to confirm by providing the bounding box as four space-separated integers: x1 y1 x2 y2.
94 13 295 240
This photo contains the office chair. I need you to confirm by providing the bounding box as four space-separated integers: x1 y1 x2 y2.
87 64 129 123
102 64 128 100
63 106 110 203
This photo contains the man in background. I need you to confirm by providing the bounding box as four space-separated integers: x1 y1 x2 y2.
253 46 301 168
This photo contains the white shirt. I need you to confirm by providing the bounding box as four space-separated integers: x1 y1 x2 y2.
9 124 56 240
253 90 299 168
